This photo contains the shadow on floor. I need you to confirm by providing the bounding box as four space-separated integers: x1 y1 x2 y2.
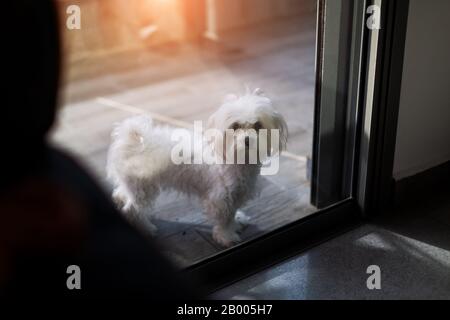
215 187 450 299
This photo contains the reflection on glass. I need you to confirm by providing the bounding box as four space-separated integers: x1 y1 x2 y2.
53 0 317 266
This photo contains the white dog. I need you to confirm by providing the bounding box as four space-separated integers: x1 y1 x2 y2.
106 89 287 247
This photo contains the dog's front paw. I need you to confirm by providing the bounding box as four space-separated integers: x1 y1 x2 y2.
213 226 241 247
235 210 250 226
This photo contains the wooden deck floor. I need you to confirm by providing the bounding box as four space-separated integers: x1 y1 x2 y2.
51 15 317 266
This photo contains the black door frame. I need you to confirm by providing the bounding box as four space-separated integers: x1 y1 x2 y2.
356 0 410 216
311 0 360 209
184 0 410 294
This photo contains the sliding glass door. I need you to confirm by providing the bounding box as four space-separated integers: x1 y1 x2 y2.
53 0 408 291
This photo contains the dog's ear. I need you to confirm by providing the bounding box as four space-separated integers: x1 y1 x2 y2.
269 111 288 156
275 111 288 152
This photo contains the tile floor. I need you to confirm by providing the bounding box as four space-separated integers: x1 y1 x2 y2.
215 186 450 299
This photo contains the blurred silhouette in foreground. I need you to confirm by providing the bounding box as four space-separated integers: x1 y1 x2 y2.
1 0 198 299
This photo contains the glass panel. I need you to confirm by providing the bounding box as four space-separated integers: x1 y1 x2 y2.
52 0 358 267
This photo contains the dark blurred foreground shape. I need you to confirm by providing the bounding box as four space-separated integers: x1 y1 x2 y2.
1 0 198 299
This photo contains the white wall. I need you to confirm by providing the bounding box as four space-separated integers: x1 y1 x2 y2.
393 0 450 179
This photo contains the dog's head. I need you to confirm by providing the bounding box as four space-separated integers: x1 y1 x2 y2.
207 88 288 164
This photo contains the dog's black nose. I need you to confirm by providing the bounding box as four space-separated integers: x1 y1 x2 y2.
245 137 250 147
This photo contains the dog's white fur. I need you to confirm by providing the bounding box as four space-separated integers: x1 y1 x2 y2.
106 89 287 247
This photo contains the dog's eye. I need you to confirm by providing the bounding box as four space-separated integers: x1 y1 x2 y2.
230 122 240 130
253 121 263 130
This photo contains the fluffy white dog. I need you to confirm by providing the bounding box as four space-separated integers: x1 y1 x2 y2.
106 89 287 247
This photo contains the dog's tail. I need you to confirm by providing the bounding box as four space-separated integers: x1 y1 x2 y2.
107 115 173 183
